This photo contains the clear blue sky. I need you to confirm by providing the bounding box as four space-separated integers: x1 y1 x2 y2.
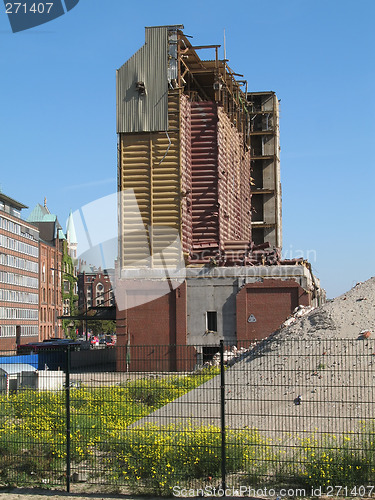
1 0 374 298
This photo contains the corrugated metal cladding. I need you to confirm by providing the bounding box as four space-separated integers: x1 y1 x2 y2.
180 94 192 256
117 26 171 133
217 108 251 242
119 91 182 268
190 102 219 256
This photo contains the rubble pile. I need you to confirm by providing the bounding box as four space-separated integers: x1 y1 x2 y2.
268 276 375 342
140 277 375 437
209 343 258 366
280 304 316 328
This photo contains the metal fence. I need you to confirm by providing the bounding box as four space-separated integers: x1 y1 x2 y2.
0 338 374 496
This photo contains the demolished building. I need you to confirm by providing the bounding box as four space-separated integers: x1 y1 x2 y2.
115 25 324 370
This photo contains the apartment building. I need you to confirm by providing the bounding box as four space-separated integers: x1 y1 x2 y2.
78 264 114 311
0 192 39 350
28 201 64 340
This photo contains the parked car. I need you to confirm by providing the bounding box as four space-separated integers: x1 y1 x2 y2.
105 335 116 347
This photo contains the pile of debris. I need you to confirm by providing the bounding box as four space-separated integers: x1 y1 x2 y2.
139 277 375 438
191 241 307 267
208 343 259 367
219 241 281 266
280 304 316 328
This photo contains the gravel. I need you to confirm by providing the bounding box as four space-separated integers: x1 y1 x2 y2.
137 277 375 438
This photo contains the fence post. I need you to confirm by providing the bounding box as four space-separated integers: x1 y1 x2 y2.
220 340 226 493
65 347 71 493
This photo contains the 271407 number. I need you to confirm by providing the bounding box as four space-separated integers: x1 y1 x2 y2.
5 3 54 14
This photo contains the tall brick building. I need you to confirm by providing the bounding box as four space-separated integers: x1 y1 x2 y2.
27 201 64 341
115 26 324 368
0 192 39 349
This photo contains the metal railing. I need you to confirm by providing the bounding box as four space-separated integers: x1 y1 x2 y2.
0 338 374 496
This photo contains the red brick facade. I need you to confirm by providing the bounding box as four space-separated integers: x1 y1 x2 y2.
78 270 113 311
39 240 63 341
116 281 195 371
236 279 310 341
0 201 39 350
116 277 313 371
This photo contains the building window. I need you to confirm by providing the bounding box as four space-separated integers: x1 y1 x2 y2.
203 346 219 363
206 311 217 332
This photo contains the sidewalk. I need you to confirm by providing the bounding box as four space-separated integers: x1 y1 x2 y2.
0 488 156 500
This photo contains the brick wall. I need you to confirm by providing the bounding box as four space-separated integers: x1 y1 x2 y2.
236 279 311 341
116 281 195 371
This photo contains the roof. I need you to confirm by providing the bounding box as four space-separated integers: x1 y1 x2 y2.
27 203 63 243
0 363 36 375
27 203 54 223
79 264 94 273
0 192 27 210
66 210 77 244
58 229 66 240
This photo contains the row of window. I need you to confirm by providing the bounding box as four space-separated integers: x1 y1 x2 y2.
0 203 21 219
0 253 39 273
0 271 38 289
0 234 38 258
0 307 39 320
86 297 114 307
0 215 38 242
63 298 70 316
0 325 38 337
0 289 39 304
41 287 62 304
41 265 61 286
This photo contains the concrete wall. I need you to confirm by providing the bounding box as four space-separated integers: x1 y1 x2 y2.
186 277 237 346
70 348 116 372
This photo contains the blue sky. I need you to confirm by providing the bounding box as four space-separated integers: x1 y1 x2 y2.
1 0 374 298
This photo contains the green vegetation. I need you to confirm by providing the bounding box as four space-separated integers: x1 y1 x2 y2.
292 427 375 488
0 367 374 494
103 424 268 495
61 241 79 338
87 319 116 337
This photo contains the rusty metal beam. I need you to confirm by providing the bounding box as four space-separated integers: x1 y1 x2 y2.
190 44 221 50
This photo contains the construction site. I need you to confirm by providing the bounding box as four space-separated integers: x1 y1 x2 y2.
115 25 325 368
1 23 374 498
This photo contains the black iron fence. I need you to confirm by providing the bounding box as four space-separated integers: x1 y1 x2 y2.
0 338 374 496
